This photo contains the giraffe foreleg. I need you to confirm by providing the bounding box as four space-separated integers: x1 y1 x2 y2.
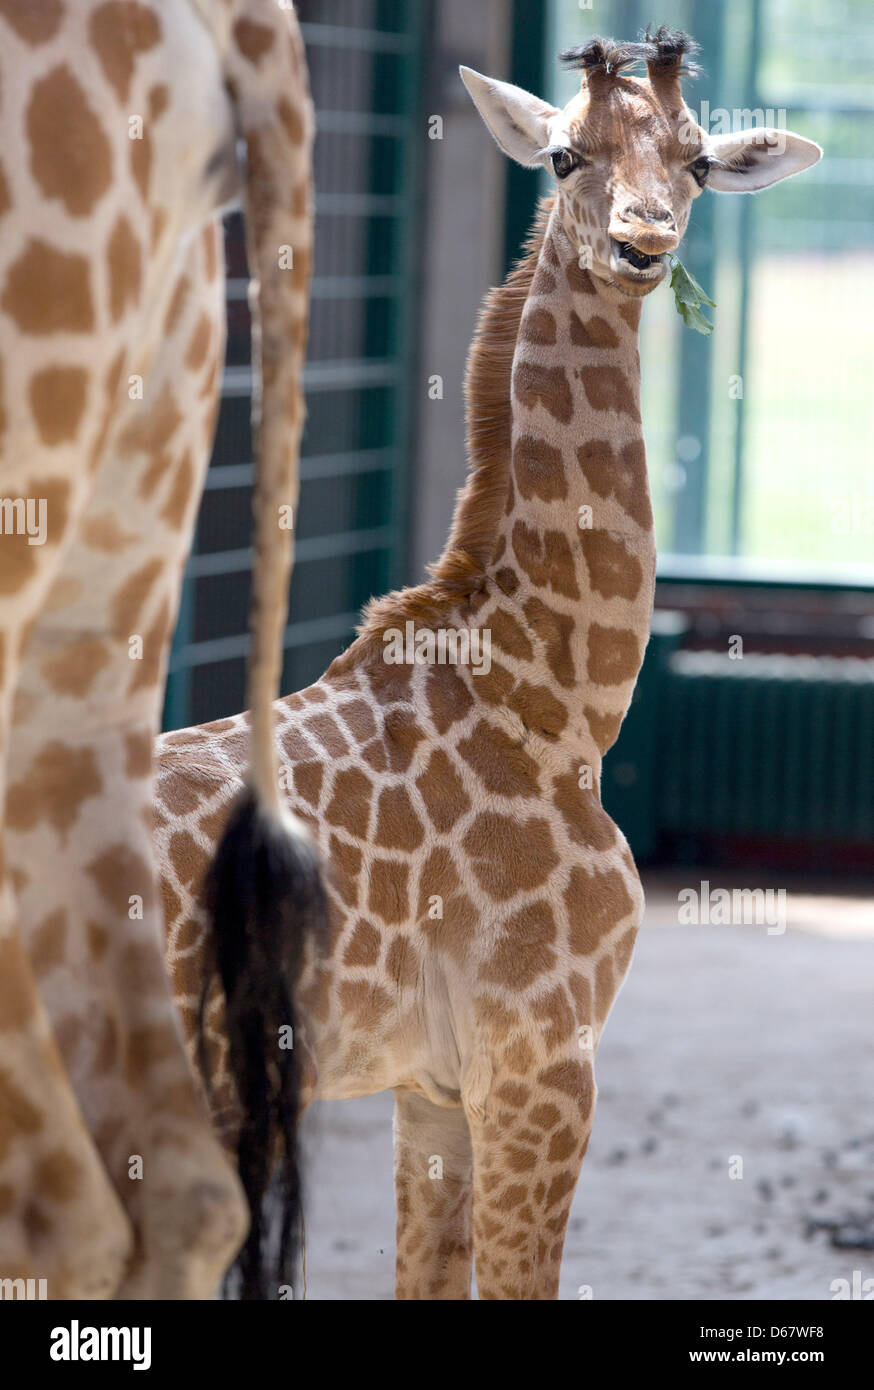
393 1090 473 1300
465 1051 596 1300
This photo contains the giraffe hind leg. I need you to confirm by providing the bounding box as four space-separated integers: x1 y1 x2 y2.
393 1090 474 1300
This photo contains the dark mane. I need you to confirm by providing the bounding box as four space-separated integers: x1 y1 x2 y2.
560 26 701 81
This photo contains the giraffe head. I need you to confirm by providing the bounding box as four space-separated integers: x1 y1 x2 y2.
461 26 821 298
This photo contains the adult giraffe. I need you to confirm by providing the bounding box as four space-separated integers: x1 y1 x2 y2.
0 0 316 1299
154 28 821 1298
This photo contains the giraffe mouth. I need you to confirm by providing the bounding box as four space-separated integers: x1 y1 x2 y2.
610 238 667 279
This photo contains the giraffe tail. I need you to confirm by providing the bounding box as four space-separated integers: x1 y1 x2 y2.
203 4 326 1301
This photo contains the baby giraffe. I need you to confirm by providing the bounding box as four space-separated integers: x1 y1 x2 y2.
155 29 820 1299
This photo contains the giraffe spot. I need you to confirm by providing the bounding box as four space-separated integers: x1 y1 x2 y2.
530 265 556 296
87 921 109 960
330 837 361 911
343 919 380 968
463 814 558 901
93 1009 122 1074
1 239 93 334
42 636 112 698
278 96 305 146
337 699 378 743
306 713 349 759
520 306 556 346
580 365 641 421
0 939 38 1034
595 955 616 1022
414 750 469 834
127 595 171 694
544 1170 577 1210
513 361 573 425
512 435 567 503
566 260 596 295
338 980 392 1030
495 1081 530 1108
553 773 617 852
384 709 425 772
368 858 409 926
110 556 163 638
512 521 579 600
7 743 102 838
282 725 316 762
362 738 388 773
0 0 63 45
523 596 575 687
576 437 653 530
618 300 641 331
124 1024 181 1086
163 275 190 336
491 1183 528 1213
374 786 424 852
107 214 142 321
569 310 620 350
325 767 372 838
508 680 568 740
426 665 473 735
587 622 642 687
89 1 162 103
0 480 67 594
540 1058 594 1108
504 1144 538 1172
27 66 113 217
386 936 419 989
532 985 576 1051
35 1148 81 1203
29 366 89 445
481 899 557 988
185 312 213 371
88 846 155 921
159 448 196 531
566 861 633 961
233 16 276 66
457 721 539 798
202 222 220 280
580 529 644 601
495 566 519 597
417 848 472 965
148 82 169 121
584 704 623 754
504 1036 535 1074
529 1102 561 1130
292 761 323 809
489 606 533 662
568 972 593 1019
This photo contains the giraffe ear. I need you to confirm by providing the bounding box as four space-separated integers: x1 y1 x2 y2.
705 128 822 192
460 67 558 168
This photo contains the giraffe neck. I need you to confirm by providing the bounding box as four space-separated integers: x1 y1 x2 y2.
332 202 655 763
476 203 656 760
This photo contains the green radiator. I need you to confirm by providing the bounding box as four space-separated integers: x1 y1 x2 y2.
604 636 874 865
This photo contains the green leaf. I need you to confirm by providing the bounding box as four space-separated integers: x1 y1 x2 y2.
668 254 716 336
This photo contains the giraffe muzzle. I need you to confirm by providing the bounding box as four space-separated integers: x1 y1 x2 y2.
609 236 668 283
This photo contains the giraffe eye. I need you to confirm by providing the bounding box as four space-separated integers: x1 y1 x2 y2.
689 156 712 185
551 148 581 180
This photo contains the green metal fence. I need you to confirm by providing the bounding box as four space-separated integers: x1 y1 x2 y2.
164 0 429 730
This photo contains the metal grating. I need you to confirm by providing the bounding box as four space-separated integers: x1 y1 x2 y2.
164 0 428 729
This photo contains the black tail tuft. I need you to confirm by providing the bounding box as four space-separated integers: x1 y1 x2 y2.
202 788 327 1300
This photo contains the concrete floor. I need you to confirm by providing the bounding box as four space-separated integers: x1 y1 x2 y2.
299 878 874 1300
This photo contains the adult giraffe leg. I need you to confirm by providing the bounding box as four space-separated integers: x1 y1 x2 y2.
466 1052 596 1300
7 221 247 1300
393 1091 473 1300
